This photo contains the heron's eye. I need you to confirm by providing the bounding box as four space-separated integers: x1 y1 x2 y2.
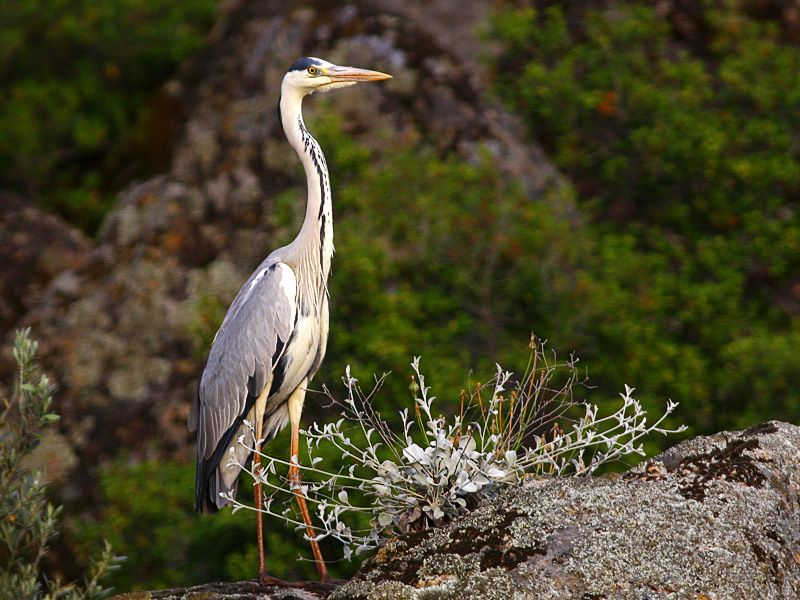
307 66 318 75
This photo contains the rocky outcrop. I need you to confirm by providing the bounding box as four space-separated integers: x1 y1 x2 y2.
1 0 568 501
0 193 91 337
335 420 800 599
113 421 800 599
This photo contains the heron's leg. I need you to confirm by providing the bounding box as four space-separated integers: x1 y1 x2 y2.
287 381 330 583
253 415 267 579
252 387 321 588
252 384 285 586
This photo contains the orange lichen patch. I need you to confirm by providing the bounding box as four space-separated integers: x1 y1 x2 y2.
173 358 197 376
162 231 185 253
416 574 456 588
137 192 158 207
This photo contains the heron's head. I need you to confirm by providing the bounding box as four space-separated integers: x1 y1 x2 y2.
282 57 392 96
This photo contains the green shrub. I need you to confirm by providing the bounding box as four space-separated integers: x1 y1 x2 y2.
313 114 577 402
492 3 800 232
490 1 800 431
1 330 120 599
0 0 217 232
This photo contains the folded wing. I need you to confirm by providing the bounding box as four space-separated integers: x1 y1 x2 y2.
189 260 297 511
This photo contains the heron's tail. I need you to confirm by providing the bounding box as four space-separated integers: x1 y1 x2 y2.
195 417 244 514
194 402 290 514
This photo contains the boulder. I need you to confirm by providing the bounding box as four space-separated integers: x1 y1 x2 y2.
335 420 800 599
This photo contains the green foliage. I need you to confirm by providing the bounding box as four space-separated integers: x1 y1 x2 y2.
0 0 217 232
490 1 800 431
1 330 120 599
310 112 577 402
492 3 800 232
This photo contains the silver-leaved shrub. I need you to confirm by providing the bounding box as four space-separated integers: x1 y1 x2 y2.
223 337 685 559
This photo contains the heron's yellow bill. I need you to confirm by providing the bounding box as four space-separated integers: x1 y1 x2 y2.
325 66 392 82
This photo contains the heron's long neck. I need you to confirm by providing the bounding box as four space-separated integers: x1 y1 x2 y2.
280 87 334 304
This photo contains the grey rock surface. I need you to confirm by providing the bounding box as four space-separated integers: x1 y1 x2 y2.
115 421 800 599
332 420 800 600
0 192 91 336
112 580 327 600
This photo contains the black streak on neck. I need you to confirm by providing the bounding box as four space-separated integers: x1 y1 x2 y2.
297 116 331 280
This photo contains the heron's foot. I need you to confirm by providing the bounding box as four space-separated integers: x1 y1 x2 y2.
257 572 291 587
258 571 341 591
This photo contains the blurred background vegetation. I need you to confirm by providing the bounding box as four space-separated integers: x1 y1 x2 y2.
3 0 800 592
0 0 217 232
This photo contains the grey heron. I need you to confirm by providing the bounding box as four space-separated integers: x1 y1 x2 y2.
188 56 391 585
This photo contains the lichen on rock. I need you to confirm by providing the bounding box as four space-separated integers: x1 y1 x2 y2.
331 421 800 600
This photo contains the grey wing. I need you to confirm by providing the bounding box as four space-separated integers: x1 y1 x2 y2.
188 260 297 493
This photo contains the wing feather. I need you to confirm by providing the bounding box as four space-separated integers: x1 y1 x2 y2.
190 260 297 505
